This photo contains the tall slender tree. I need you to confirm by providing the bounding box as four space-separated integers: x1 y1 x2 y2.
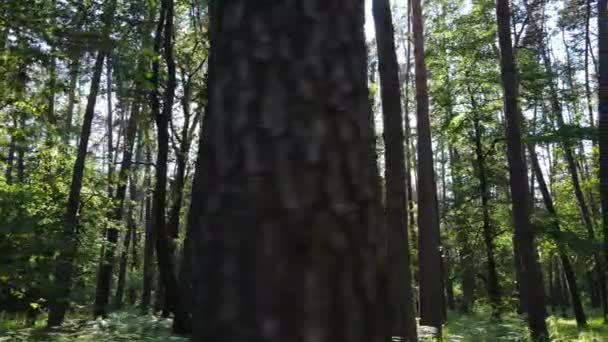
372 0 417 340
495 0 548 338
412 0 444 331
46 0 117 327
598 0 608 323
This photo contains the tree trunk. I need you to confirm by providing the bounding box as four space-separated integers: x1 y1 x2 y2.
190 2 386 341
528 141 587 327
46 0 116 325
106 57 115 197
114 107 144 309
5 118 16 185
140 138 155 312
469 87 501 316
65 58 79 144
495 0 548 338
372 0 417 340
412 0 443 331
539 29 608 322
149 0 188 333
93 98 140 318
598 0 608 324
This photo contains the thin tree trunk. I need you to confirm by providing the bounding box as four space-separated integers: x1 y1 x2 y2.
114 109 144 309
586 0 596 128
93 98 140 318
373 0 417 339
598 0 608 324
528 141 587 327
495 0 548 338
140 138 155 312
149 0 188 333
540 33 608 321
106 57 114 196
412 0 443 331
65 59 79 144
452 148 475 314
46 0 117 325
5 118 16 185
469 86 501 316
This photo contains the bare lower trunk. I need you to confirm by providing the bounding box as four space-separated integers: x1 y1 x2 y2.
412 0 443 331
190 2 386 341
495 0 548 338
373 0 417 339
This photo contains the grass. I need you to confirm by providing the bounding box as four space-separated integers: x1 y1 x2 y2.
444 309 608 341
0 311 187 341
2 309 608 341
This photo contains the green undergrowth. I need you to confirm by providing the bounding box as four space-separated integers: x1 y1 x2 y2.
443 309 608 341
0 311 187 341
3 309 608 341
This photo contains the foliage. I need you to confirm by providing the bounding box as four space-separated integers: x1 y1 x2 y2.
0 311 187 341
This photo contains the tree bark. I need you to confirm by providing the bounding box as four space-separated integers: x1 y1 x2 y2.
190 2 386 341
495 0 548 338
372 0 417 340
412 0 444 331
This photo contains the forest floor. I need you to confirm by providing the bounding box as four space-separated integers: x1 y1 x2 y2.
1 309 608 341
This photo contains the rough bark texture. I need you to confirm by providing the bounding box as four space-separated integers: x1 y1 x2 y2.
411 0 443 331
599 0 608 323
189 2 385 341
495 0 548 338
372 0 417 340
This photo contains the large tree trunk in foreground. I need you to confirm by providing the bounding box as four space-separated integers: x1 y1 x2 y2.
495 0 548 338
372 0 417 340
412 0 444 332
190 1 385 341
